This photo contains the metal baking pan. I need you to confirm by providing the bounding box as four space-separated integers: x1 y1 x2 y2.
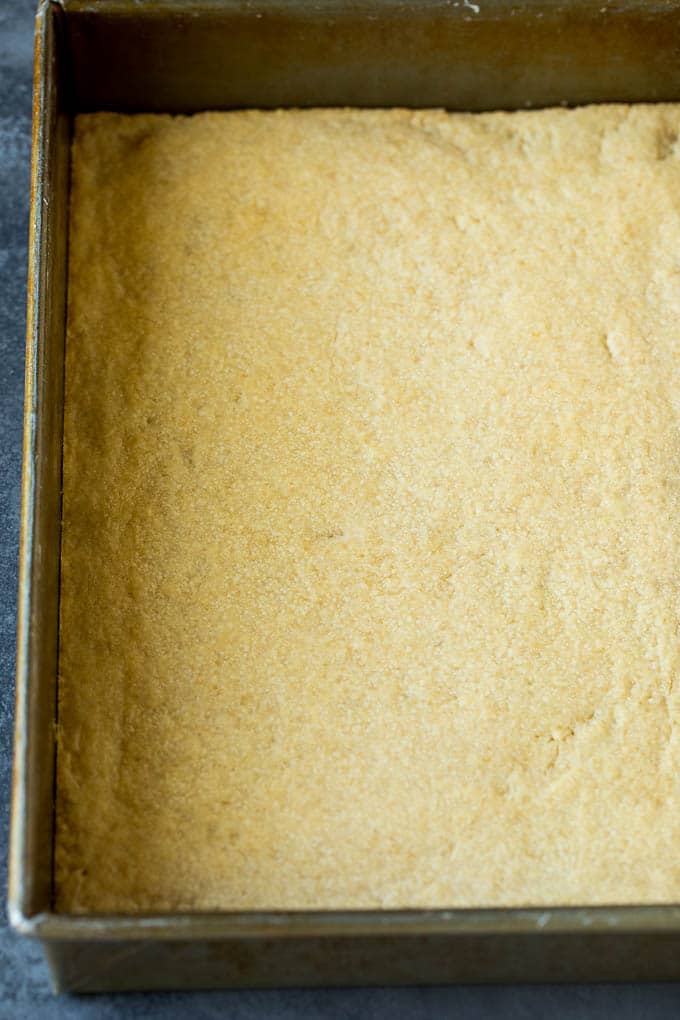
9 0 680 993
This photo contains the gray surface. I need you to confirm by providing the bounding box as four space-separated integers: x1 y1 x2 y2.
1 0 679 1015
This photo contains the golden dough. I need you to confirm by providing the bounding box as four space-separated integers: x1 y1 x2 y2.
57 106 680 912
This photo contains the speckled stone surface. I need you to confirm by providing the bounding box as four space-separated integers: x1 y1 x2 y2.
1 1 680 1015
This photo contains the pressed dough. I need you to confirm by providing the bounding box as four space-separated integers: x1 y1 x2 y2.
57 106 680 912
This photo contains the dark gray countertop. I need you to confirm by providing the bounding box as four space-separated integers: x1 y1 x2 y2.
1 1 679 1015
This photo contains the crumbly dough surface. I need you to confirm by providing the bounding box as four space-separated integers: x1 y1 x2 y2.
57 106 680 912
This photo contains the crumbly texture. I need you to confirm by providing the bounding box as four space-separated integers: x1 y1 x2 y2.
57 106 680 913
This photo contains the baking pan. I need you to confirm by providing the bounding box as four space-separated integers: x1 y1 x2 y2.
9 0 680 992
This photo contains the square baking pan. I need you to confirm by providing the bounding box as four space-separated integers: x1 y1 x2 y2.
9 0 680 993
